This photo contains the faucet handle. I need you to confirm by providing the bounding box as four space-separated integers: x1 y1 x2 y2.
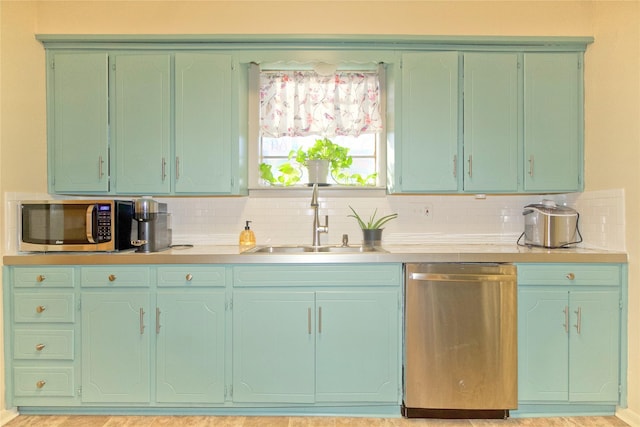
317 215 329 234
342 234 349 247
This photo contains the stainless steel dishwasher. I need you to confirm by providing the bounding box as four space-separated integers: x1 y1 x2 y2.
403 263 517 419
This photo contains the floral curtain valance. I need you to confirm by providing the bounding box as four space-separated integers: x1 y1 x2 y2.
259 70 383 138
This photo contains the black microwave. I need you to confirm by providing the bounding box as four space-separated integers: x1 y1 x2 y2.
19 200 135 252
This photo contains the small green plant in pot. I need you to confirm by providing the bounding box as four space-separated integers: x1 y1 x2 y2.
348 206 398 247
259 138 376 186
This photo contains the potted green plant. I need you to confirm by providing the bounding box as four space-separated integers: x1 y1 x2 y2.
260 138 366 186
348 206 398 247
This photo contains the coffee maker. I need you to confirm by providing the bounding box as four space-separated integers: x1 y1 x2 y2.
131 198 172 253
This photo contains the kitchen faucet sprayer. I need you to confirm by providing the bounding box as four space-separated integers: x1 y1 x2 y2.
311 183 329 247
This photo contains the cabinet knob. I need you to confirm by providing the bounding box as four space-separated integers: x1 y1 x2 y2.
36 380 46 389
36 275 46 282
108 274 117 282
566 273 575 280
35 344 46 351
185 273 193 282
36 305 46 314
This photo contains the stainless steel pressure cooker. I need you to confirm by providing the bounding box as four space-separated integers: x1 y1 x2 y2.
520 200 582 248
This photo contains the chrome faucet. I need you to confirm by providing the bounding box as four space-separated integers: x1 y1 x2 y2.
311 183 329 247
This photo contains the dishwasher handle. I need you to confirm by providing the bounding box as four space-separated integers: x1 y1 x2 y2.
409 272 517 282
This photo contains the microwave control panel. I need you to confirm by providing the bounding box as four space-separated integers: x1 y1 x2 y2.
96 204 112 242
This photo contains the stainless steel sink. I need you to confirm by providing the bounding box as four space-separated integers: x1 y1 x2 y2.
243 245 387 254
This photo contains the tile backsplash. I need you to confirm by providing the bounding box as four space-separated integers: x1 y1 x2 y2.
3 188 626 254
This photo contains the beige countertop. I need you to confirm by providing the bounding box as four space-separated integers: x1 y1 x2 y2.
2 244 628 265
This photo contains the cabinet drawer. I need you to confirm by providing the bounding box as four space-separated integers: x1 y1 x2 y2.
157 266 226 287
13 267 74 288
517 264 621 286
81 266 151 287
14 329 74 360
233 264 402 287
14 293 75 323
14 367 74 397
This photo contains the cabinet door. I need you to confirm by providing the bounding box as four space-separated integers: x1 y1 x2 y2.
399 52 459 192
50 52 109 193
463 53 519 192
569 290 620 402
113 54 171 194
518 289 569 401
175 53 232 194
156 290 226 403
315 291 399 403
232 290 315 403
81 292 150 403
524 53 581 192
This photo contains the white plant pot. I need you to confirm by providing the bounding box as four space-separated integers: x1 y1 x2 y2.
307 159 330 184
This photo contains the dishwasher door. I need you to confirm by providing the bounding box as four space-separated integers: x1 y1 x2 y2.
403 263 517 418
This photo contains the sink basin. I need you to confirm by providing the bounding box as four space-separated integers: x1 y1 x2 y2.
243 245 387 254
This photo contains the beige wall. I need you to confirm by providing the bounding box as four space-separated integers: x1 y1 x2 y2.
1 0 638 421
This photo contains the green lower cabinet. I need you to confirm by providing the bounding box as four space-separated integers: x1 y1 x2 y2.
315 291 399 403
232 288 400 404
517 263 623 410
233 291 315 403
232 264 401 405
156 290 227 403
81 292 151 403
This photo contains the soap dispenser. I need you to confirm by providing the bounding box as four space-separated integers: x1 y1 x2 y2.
239 220 256 248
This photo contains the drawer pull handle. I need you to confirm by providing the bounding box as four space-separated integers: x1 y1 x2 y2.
36 380 46 389
36 305 46 314
36 275 46 282
185 273 193 281
108 274 117 282
35 344 46 351
566 273 575 280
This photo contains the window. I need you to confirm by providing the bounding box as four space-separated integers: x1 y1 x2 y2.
253 65 386 188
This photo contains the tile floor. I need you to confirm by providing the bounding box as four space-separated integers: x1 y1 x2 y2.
2 415 631 427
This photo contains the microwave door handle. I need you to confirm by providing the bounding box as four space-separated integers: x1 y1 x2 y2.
86 205 97 243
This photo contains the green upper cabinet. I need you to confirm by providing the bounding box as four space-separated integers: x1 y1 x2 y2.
398 52 459 192
46 50 242 196
395 50 583 194
523 53 583 192
48 52 109 193
113 54 171 195
463 53 519 192
174 53 233 194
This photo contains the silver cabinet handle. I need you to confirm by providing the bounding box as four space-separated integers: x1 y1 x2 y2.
574 307 582 334
452 155 457 178
563 306 569 333
307 308 312 335
156 307 161 334
140 308 145 335
528 155 535 176
318 306 322 334
98 155 104 179
176 157 180 180
161 157 167 181
468 155 473 178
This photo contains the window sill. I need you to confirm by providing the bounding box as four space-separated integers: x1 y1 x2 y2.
248 186 387 198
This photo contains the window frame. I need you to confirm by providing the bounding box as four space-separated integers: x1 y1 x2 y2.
244 50 395 191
